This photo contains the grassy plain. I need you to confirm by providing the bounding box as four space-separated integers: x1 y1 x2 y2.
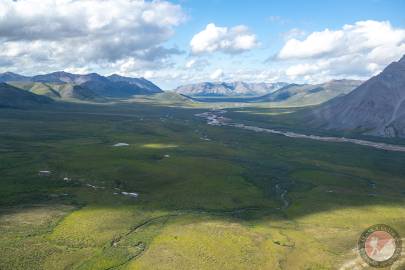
1 101 405 269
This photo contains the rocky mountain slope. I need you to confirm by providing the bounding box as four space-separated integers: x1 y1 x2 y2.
108 74 162 94
312 55 405 138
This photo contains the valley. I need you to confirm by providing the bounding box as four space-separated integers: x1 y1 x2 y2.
1 1 405 269
1 101 405 269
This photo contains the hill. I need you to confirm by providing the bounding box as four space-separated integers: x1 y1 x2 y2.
8 81 103 101
51 83 104 101
0 83 53 108
253 80 362 106
150 92 193 104
8 82 61 99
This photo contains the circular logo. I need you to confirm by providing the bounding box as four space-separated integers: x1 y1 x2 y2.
358 224 402 268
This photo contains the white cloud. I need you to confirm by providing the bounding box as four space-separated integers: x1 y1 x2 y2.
278 29 344 59
185 59 197 68
276 20 405 82
0 0 186 74
367 63 379 73
278 21 405 60
190 23 258 54
209 69 224 80
286 63 322 77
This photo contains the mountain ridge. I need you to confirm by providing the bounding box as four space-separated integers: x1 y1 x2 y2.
173 81 289 97
253 79 362 106
186 79 361 106
0 71 162 98
311 55 405 138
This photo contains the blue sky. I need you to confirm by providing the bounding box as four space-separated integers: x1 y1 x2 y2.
158 0 405 88
0 0 404 89
171 0 405 47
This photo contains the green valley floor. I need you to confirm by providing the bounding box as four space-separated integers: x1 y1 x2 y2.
1 102 405 270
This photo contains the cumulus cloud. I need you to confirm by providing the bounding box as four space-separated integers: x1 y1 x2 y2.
278 29 344 60
276 20 405 81
190 23 258 54
0 0 186 74
278 21 405 60
286 63 322 77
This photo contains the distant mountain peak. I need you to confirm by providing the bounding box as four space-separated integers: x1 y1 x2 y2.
51 71 71 75
0 72 31 82
2 71 18 75
399 54 405 63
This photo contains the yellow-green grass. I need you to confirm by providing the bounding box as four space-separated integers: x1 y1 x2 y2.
126 215 277 270
141 143 179 149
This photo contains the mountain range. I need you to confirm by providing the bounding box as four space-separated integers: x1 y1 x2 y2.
173 81 289 97
2 55 405 139
186 79 362 106
0 71 162 101
312 55 405 138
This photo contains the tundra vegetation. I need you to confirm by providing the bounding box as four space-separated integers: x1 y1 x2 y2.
1 101 405 270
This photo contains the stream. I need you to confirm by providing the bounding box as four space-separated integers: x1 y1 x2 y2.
196 110 405 153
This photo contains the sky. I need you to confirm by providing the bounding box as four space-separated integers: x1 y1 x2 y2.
0 0 404 89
